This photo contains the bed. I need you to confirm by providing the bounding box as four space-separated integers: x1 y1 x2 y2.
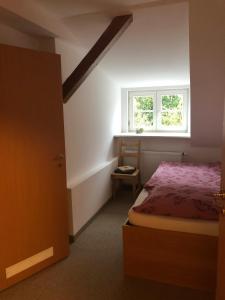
123 161 221 291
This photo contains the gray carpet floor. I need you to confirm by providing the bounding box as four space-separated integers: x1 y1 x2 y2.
1 189 214 300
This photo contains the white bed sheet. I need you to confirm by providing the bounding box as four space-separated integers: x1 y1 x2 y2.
128 189 219 236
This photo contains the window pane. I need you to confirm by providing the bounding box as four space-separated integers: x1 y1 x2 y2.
134 112 154 128
161 95 183 110
161 112 183 126
134 96 153 110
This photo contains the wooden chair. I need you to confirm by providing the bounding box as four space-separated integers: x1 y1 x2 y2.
111 140 141 200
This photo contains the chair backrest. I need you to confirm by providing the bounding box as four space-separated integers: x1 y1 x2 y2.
118 140 141 169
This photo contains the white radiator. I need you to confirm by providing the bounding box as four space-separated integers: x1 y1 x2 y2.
141 151 184 184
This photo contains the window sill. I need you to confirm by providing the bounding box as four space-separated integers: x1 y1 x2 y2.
114 132 191 139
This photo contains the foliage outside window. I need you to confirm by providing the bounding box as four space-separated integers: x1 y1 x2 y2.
128 88 189 133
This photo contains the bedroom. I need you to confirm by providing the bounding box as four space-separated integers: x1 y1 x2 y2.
0 0 225 299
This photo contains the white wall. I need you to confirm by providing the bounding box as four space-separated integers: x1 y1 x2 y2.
112 0 224 186
115 0 224 182
101 1 190 87
55 38 121 235
71 159 118 234
189 0 225 147
114 136 222 185
0 0 76 43
2 0 224 235
0 22 38 49
0 22 55 52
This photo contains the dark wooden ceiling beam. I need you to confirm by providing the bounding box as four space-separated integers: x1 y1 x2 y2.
63 14 133 103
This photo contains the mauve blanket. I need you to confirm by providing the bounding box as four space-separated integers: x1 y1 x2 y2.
133 161 221 220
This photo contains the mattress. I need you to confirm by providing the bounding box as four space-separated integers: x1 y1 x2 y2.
128 189 219 236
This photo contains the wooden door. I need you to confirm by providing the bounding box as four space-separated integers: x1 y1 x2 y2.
0 44 69 290
216 98 225 299
216 215 225 299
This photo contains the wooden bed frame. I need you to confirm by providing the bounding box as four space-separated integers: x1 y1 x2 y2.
123 219 218 291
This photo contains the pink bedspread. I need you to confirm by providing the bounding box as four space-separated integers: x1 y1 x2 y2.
133 161 221 220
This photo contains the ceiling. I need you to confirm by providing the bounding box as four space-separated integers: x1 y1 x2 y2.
0 0 189 87
100 1 190 87
33 0 190 87
35 0 160 18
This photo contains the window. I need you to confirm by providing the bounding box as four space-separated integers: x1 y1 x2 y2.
127 88 189 133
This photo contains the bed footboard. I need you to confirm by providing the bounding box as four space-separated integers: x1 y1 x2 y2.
123 220 217 291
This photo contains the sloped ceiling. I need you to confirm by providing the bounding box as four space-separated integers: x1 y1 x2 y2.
0 0 189 87
35 0 190 87
100 2 190 87
35 0 160 18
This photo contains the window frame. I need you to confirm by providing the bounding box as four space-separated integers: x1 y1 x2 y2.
124 86 190 134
